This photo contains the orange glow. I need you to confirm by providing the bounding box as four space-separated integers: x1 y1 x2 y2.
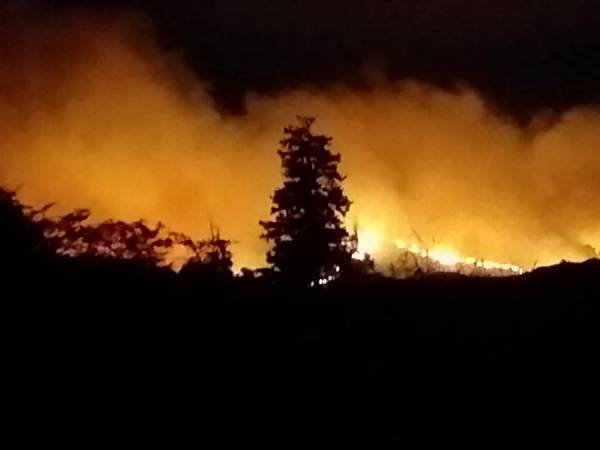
393 238 524 275
429 249 462 266
0 12 599 271
354 229 381 260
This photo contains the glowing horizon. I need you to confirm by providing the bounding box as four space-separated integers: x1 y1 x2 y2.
1 12 599 271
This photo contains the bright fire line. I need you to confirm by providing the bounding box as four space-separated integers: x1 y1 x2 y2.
353 230 525 275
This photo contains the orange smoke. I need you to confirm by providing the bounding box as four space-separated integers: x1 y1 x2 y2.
0 11 598 270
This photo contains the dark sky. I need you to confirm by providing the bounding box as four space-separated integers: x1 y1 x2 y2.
11 0 600 118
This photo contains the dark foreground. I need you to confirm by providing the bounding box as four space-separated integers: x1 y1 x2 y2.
6 258 599 441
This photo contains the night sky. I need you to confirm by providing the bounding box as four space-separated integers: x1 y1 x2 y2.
16 0 600 119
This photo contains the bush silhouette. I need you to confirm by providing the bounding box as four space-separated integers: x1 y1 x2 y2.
34 201 234 279
0 187 46 269
41 209 174 267
178 226 234 281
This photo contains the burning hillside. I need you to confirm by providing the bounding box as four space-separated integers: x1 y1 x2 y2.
0 10 599 271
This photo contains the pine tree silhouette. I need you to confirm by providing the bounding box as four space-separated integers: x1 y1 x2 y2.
260 117 356 285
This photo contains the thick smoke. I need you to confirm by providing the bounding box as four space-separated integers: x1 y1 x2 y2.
1 11 598 269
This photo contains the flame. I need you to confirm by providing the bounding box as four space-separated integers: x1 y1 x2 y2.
0 12 598 271
353 228 381 260
392 236 524 275
429 248 462 266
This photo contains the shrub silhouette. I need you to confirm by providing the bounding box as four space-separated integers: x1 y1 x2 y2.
38 207 234 277
0 187 46 269
178 226 234 280
41 209 174 267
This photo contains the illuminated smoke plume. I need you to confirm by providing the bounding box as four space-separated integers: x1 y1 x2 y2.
1 10 598 270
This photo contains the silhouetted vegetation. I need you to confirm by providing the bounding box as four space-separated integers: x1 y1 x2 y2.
260 117 357 285
0 186 234 281
178 226 234 281
40 209 173 266
0 189 45 262
1 115 598 436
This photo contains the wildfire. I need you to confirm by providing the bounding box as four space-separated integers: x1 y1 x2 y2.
2 12 599 272
392 239 525 276
353 229 381 260
428 248 462 266
352 231 525 277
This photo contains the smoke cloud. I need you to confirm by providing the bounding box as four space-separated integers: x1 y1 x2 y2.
1 10 598 269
